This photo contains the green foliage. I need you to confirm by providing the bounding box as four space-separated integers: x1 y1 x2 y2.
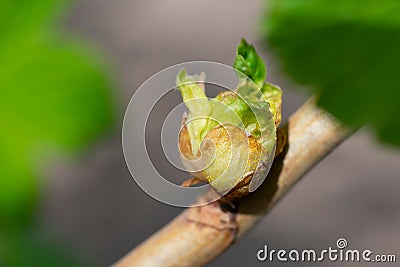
176 69 210 154
1 1 113 265
233 39 282 127
234 38 267 88
262 0 400 146
0 230 86 267
0 0 113 232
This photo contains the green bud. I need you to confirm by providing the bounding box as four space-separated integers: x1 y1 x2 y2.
177 39 282 199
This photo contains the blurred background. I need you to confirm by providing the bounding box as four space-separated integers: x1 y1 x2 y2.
0 0 399 266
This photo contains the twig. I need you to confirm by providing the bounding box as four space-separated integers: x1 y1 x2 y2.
113 98 351 267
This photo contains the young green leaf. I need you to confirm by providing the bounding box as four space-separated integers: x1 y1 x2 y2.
234 38 267 88
176 68 211 154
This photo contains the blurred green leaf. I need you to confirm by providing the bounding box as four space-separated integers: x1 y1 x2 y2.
0 0 113 228
0 230 86 267
262 0 400 146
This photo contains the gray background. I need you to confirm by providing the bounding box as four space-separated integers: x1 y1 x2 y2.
39 0 400 266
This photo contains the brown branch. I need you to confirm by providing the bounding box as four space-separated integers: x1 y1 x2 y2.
113 98 351 267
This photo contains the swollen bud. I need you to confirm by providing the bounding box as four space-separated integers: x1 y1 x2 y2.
176 39 282 200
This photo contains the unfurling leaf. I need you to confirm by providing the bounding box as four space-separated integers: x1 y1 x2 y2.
234 38 267 88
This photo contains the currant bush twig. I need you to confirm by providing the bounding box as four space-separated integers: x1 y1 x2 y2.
113 98 351 267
